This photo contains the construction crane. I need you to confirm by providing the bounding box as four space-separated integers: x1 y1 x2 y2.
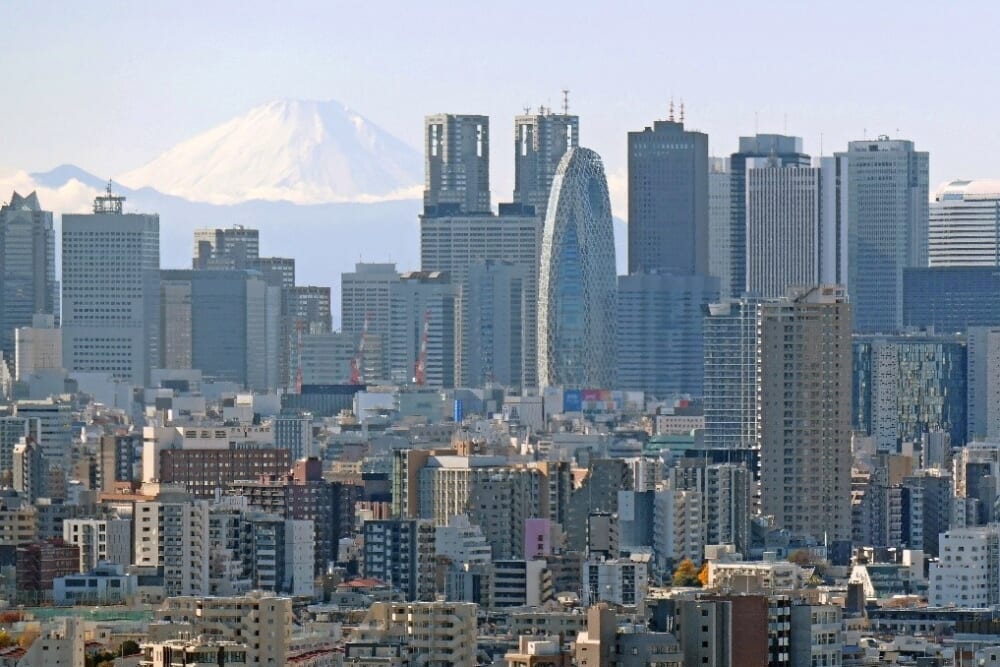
350 311 370 385
414 310 430 386
294 319 305 394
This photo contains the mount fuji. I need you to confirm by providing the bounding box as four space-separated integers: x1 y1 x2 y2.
117 99 423 205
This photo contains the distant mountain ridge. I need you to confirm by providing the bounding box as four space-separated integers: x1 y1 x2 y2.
115 99 423 205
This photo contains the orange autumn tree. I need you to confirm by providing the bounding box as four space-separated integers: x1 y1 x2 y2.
672 558 702 587
697 561 710 587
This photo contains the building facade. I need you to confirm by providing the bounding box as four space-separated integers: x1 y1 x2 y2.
838 137 929 333
627 118 709 276
62 189 159 385
0 191 57 366
616 272 719 397
538 147 617 388
423 114 490 216
759 286 852 544
929 180 1000 267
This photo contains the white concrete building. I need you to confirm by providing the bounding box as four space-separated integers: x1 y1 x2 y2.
53 562 138 604
62 189 159 386
151 593 292 666
930 526 1000 607
929 180 1000 267
435 514 492 564
581 556 649 606
15 617 84 667
63 517 132 571
653 488 704 573
493 559 552 608
14 314 62 380
134 492 210 597
745 161 823 298
790 604 843 667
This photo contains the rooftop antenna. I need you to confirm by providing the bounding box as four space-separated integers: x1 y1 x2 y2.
679 99 685 124
562 88 570 115
820 132 824 157
668 98 675 122
523 105 531 115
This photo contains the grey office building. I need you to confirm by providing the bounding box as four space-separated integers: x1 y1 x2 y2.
160 269 280 390
729 134 810 297
708 159 731 299
462 260 527 388
903 266 1000 333
0 192 57 366
513 110 578 218
62 189 159 386
627 119 709 276
420 210 542 388
616 272 719 397
837 137 929 333
423 114 490 216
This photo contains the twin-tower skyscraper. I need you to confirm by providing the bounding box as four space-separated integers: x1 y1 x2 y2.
419 110 616 390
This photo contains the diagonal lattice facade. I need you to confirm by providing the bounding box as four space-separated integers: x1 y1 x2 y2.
538 147 617 388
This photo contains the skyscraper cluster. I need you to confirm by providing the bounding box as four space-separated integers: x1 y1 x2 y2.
8 100 1000 667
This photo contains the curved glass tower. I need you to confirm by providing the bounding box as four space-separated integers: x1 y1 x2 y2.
538 147 617 388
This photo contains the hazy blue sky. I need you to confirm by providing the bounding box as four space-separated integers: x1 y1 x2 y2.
3 0 997 198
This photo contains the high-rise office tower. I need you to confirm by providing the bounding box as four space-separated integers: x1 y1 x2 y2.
341 262 398 383
837 137 929 333
159 270 281 390
513 109 579 218
192 226 260 269
729 135 810 297
423 114 490 216
616 272 719 397
0 192 57 366
968 327 1000 441
627 118 709 275
759 285 852 544
283 285 332 388
462 260 527 388
852 334 967 450
538 147 617 388
745 159 823 297
708 158 732 299
388 271 457 388
903 266 1000 333
62 187 159 386
929 180 1000 267
421 210 542 388
703 298 763 450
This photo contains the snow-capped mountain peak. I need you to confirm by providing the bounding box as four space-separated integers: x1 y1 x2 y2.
117 99 422 205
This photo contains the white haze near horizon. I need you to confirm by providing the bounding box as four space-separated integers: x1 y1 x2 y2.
3 1 999 212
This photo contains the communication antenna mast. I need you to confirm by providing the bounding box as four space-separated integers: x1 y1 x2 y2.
562 89 570 115
668 98 675 122
679 99 685 124
93 180 125 215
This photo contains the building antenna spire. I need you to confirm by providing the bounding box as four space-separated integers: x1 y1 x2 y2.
562 88 570 115
679 99 685 124
668 98 675 122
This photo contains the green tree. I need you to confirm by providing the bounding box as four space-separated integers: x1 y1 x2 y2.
119 640 141 656
672 558 702 587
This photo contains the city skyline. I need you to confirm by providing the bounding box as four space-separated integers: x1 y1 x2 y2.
3 1 1000 221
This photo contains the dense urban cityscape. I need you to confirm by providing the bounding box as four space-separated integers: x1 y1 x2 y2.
1 99 999 666
4 7 1000 663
